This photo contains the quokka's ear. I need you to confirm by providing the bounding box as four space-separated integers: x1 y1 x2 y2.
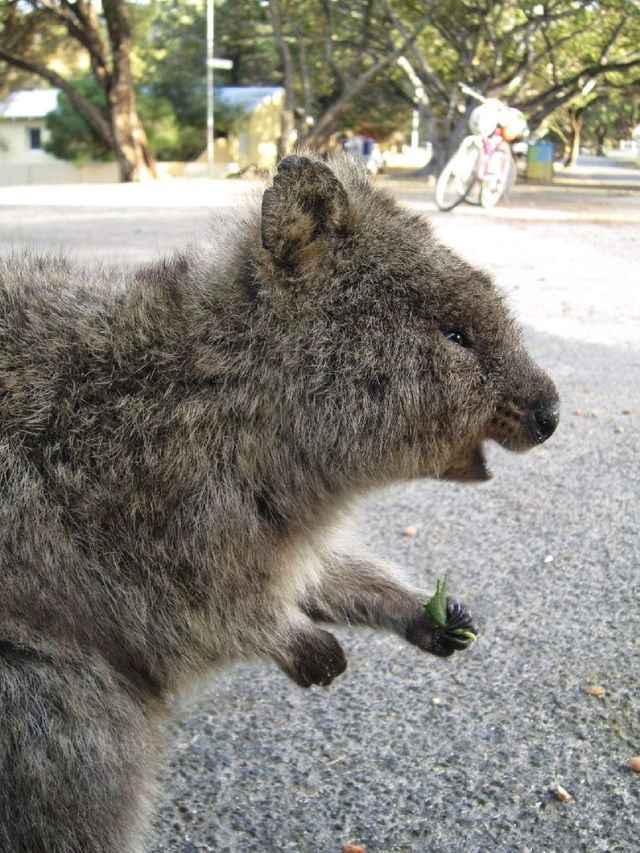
261 155 350 270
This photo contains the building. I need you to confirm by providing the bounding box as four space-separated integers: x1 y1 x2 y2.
0 88 118 186
0 85 284 185
0 88 59 165
178 86 284 178
215 86 284 171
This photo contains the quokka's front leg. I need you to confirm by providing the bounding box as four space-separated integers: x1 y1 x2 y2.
303 552 478 658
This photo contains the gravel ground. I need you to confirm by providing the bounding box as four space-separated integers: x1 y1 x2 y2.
0 160 638 852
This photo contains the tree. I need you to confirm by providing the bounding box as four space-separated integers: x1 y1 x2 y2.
581 90 640 154
214 1 639 168
138 0 208 161
6 1 638 177
0 0 157 181
269 1 432 150
376 0 640 170
268 0 296 156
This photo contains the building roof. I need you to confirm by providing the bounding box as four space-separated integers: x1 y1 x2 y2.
0 86 280 120
0 89 60 119
216 86 283 112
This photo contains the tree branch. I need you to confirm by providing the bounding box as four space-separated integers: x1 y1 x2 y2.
320 0 345 95
522 55 640 122
304 9 431 145
0 46 114 146
36 0 111 90
378 0 448 100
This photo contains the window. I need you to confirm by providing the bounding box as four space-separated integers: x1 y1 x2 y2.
28 127 42 150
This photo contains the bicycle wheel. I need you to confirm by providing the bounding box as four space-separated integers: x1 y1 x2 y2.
435 137 481 211
465 180 482 206
480 142 515 208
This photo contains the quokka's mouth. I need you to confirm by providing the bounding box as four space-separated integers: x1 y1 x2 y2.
441 441 493 483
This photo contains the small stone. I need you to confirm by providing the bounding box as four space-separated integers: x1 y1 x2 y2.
590 411 599 418
628 757 640 773
543 554 554 563
614 426 625 434
553 784 572 802
402 526 418 537
572 409 582 416
343 846 367 853
432 696 441 706
622 409 631 415
585 684 605 698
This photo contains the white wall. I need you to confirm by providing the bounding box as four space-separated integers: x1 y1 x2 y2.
0 118 59 164
0 118 120 185
0 161 119 187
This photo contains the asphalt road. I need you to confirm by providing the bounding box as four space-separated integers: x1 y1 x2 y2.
0 159 638 852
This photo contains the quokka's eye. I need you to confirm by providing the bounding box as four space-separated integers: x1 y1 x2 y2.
443 329 472 349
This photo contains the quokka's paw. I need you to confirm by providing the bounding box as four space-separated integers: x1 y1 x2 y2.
284 628 347 688
405 597 478 658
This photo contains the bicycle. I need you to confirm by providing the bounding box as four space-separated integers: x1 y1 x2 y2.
435 84 527 211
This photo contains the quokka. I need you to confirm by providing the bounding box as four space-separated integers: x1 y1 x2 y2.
0 154 558 852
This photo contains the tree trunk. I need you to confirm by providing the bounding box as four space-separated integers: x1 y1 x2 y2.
295 26 313 129
102 0 157 181
108 83 157 182
269 0 296 157
421 111 471 177
0 48 114 149
0 0 157 183
564 108 584 169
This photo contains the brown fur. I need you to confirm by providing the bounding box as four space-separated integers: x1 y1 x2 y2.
0 154 558 851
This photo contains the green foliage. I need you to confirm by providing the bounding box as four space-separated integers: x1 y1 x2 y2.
139 1 207 133
136 92 186 161
424 574 477 642
136 91 243 161
582 92 640 150
424 574 449 627
44 77 112 164
6 0 640 164
217 0 279 87
36 0 242 165
340 79 413 142
136 0 247 159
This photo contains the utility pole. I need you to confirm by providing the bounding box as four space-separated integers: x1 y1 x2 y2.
206 0 214 177
206 0 233 178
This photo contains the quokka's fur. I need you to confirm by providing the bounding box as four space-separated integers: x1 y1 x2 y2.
0 154 558 852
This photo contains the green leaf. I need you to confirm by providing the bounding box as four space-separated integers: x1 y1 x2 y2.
450 628 477 643
424 573 448 627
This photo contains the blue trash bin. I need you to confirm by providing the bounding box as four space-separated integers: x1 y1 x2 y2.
527 142 554 180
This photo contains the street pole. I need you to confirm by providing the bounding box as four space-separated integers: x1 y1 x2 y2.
206 0 214 177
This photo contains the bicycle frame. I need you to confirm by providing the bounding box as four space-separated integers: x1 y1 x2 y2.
435 84 523 210
477 131 510 183
461 82 523 196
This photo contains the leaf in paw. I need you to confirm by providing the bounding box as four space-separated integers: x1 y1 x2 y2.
406 597 478 658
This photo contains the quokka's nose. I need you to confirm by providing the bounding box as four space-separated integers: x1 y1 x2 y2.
534 405 560 442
